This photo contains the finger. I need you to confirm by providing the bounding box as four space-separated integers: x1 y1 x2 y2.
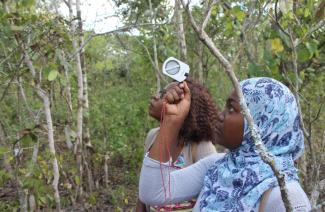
166 86 184 100
165 92 175 103
171 89 180 102
183 81 191 101
173 86 184 97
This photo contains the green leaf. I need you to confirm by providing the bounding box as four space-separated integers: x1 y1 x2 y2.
297 45 312 62
48 70 58 81
21 133 37 147
75 176 81 185
271 38 284 54
248 63 267 77
303 7 311 18
306 40 318 55
21 0 35 8
0 146 8 155
232 6 246 22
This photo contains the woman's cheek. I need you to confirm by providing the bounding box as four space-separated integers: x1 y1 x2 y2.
224 116 243 149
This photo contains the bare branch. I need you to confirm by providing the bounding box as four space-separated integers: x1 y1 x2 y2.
174 0 188 61
134 37 166 85
201 0 217 31
0 47 18 67
311 102 324 124
67 22 170 61
296 19 325 47
288 30 310 138
62 0 69 8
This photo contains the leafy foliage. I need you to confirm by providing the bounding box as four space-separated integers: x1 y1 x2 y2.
0 0 324 210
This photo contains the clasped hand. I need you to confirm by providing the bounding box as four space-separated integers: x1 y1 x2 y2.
162 82 191 125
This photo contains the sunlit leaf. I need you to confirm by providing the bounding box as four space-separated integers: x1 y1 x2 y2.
48 70 58 81
232 6 246 22
271 38 284 54
75 176 80 185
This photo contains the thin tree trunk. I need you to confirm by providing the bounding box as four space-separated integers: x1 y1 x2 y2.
104 153 109 188
16 73 28 212
21 46 61 211
148 0 162 92
28 140 39 212
75 0 95 192
57 50 73 150
174 0 187 62
197 43 204 83
18 77 39 212
67 0 84 199
40 92 61 211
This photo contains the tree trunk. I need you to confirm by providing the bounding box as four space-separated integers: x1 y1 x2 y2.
174 0 187 62
148 0 162 92
40 92 61 211
28 140 39 212
197 41 204 83
67 0 84 200
21 46 61 211
75 0 95 192
57 50 73 150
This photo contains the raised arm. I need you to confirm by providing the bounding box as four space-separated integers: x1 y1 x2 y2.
139 153 225 206
148 82 191 162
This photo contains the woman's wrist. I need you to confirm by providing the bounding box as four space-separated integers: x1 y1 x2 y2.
163 115 185 128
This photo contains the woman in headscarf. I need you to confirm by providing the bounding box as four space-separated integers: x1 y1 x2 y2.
139 77 311 211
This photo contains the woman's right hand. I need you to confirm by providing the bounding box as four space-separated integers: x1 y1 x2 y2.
163 81 191 125
148 81 191 162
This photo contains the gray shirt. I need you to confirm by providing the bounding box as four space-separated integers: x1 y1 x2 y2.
139 154 311 212
144 127 217 166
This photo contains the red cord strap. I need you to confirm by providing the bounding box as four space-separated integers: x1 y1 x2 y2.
159 101 172 210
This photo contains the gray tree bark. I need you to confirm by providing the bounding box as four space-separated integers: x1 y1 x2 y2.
67 0 84 199
174 0 187 62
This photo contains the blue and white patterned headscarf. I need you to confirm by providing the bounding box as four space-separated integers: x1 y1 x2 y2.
200 77 304 211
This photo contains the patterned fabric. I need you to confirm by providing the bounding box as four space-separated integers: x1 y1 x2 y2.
200 77 304 211
173 153 186 169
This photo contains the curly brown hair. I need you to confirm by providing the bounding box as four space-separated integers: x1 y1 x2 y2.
177 78 220 145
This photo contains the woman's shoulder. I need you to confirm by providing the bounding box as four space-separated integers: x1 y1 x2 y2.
195 140 216 150
191 141 217 162
144 127 160 152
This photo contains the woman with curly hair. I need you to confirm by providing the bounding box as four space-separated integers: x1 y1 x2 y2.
139 77 310 212
136 79 220 212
